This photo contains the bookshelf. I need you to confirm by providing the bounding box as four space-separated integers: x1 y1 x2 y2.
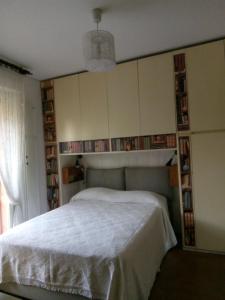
60 139 110 154
178 136 195 246
112 134 176 152
111 136 139 152
59 134 176 155
83 139 110 153
174 53 196 248
41 80 60 210
174 53 190 131
144 134 176 150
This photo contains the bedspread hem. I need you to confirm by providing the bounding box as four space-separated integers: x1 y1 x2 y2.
0 277 104 299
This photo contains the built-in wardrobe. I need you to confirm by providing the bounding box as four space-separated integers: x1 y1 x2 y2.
41 39 225 253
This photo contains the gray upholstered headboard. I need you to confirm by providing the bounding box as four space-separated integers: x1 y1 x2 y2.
125 167 172 199
86 167 125 190
125 166 182 243
85 166 181 243
86 166 171 198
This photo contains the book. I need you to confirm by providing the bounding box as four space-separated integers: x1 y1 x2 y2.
183 191 192 210
174 53 185 73
151 135 167 149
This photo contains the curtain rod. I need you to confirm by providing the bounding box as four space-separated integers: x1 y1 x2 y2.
0 59 32 75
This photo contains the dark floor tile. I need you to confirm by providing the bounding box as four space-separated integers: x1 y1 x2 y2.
150 248 225 300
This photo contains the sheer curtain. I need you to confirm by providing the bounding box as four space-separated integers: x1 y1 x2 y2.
0 68 26 226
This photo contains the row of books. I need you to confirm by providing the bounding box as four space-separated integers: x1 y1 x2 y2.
60 141 83 153
41 80 60 210
111 137 139 151
180 157 190 173
174 56 195 247
179 137 190 156
46 145 57 158
42 88 54 101
183 191 192 210
44 114 55 124
177 115 189 130
60 140 110 153
83 140 110 153
47 187 59 200
47 187 59 209
47 174 59 187
179 136 195 246
184 211 194 228
150 134 176 149
178 95 188 112
184 228 195 246
181 174 191 189
174 53 190 131
45 130 56 143
174 53 185 73
41 80 53 89
184 211 195 246
179 137 191 175
175 73 187 95
112 134 177 152
46 159 58 173
43 100 54 113
139 136 151 150
176 95 189 130
59 134 177 154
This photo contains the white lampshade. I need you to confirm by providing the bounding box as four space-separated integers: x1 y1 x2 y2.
83 30 116 72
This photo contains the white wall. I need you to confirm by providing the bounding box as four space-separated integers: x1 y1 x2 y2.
82 150 174 169
24 77 48 219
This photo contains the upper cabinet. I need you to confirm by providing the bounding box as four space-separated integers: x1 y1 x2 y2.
107 61 140 138
138 53 176 135
54 75 81 142
186 41 225 132
79 72 109 140
54 40 225 143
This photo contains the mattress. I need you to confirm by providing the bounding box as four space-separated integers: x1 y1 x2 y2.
0 188 177 300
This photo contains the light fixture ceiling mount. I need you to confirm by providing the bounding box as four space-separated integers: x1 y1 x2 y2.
83 8 116 72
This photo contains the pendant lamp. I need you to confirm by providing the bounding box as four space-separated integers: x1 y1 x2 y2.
83 8 116 72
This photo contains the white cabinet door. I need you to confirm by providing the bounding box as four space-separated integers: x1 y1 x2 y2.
138 53 176 135
54 75 81 142
186 41 225 132
24 77 48 218
79 72 109 140
191 132 225 252
107 61 140 138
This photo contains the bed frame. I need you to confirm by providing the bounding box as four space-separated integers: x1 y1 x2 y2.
0 166 181 300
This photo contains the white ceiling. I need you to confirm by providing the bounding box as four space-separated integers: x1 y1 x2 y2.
0 0 225 80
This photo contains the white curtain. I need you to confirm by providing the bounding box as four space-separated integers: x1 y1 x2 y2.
0 68 26 226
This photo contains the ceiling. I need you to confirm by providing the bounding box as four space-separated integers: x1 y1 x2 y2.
0 0 225 80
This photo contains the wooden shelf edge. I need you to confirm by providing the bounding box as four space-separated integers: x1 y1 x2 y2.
59 147 177 156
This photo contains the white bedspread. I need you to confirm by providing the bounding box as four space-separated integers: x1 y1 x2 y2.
0 188 176 300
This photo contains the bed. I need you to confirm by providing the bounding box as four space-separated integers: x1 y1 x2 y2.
0 167 179 300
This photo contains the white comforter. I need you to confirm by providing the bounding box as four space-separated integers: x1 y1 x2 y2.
0 188 177 300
